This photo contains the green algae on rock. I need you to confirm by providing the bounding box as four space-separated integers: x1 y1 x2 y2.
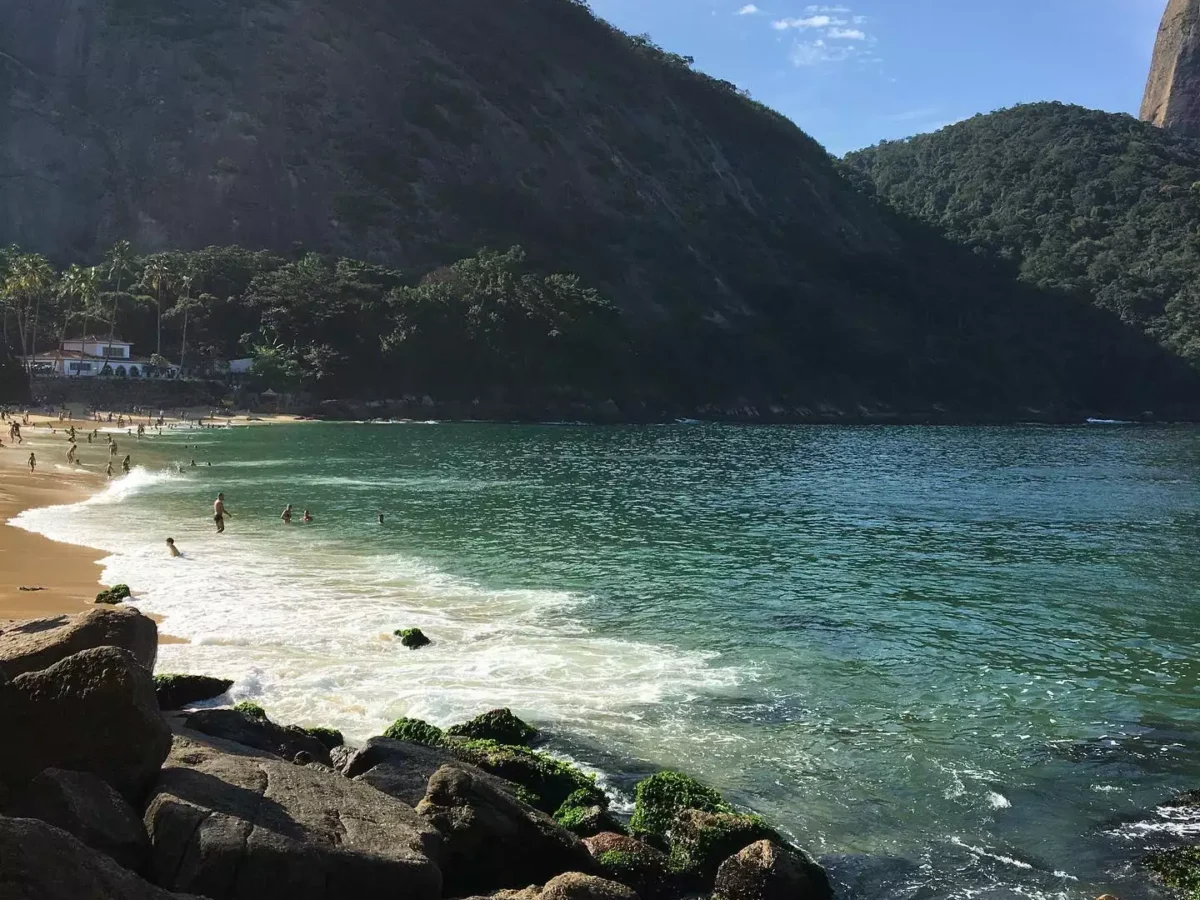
302 726 345 750
447 708 539 745
395 628 431 649
232 700 268 721
629 771 733 844
668 809 783 885
553 788 624 837
1146 846 1200 899
95 585 132 605
382 717 446 746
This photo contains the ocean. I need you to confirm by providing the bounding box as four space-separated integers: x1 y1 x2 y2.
12 422 1200 899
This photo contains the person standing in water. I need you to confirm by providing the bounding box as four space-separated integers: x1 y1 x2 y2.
166 537 181 558
213 493 232 533
105 461 113 479
27 451 35 473
281 504 293 523
122 454 131 474
303 509 313 523
377 510 384 525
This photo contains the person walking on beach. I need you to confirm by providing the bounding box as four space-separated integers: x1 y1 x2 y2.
28 452 35 473
166 537 181 558
213 493 232 533
281 504 293 523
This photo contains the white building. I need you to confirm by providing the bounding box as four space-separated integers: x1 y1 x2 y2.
23 337 180 379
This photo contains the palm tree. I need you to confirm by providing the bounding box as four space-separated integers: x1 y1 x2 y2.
1 254 56 372
79 266 102 339
57 264 85 354
104 240 135 363
142 257 175 356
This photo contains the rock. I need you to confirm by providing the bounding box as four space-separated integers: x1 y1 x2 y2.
1141 0 1200 139
669 809 782 887
96 585 133 605
446 708 539 745
14 768 149 871
301 726 344 750
712 840 833 900
344 736 523 807
0 608 157 679
554 789 625 838
329 744 356 772
383 717 447 746
584 833 669 897
0 816 200 899
232 700 267 719
154 674 233 711
1144 846 1200 896
182 708 333 766
417 764 596 895
628 771 732 844
446 739 607 816
0 647 172 802
144 733 444 900
395 628 431 649
540 873 638 900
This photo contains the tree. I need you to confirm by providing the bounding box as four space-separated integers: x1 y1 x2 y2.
103 240 136 352
140 256 176 356
1 253 56 372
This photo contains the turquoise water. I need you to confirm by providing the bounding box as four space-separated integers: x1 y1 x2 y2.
14 423 1200 899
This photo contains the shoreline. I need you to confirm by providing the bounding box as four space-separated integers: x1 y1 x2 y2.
0 406 300 634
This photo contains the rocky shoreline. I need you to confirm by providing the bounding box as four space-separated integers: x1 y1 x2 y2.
0 607 832 900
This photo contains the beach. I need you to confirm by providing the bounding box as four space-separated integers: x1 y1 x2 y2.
0 406 302 626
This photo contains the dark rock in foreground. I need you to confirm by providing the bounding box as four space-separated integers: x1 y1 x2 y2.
154 674 233 711
417 764 596 896
14 768 149 872
713 840 833 900
396 628 432 649
0 608 157 679
183 707 332 766
555 789 625 838
0 647 171 802
0 815 198 899
669 809 782 885
144 733 444 900
344 736 523 808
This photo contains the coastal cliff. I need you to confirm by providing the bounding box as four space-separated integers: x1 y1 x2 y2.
1142 0 1200 138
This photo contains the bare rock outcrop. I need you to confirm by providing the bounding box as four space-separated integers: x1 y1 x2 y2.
1142 0 1200 137
0 608 157 679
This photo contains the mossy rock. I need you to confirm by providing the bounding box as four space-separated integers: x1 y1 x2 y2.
382 716 445 745
449 738 606 815
1145 846 1200 899
668 809 783 887
394 628 431 649
587 833 670 898
554 788 625 837
302 726 345 750
446 708 539 745
232 700 268 721
629 770 733 844
95 584 132 605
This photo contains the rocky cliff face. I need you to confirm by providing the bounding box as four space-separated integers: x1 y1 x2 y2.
1141 0 1200 137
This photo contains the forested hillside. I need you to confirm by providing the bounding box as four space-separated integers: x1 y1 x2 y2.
3 4 1198 417
845 102 1200 363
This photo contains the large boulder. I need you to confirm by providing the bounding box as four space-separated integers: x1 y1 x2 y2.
154 675 233 711
182 708 332 766
446 709 540 746
0 608 157 679
417 764 596 896
555 789 625 838
628 771 732 845
584 832 669 898
344 737 524 807
0 647 172 802
144 733 443 900
712 840 833 900
14 768 149 871
540 873 639 900
668 809 782 887
0 816 198 899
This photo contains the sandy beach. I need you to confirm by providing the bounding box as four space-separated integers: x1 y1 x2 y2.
0 405 303 630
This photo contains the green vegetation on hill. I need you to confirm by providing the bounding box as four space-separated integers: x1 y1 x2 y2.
844 102 1200 364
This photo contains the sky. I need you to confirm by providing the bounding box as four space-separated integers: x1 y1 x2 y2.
586 0 1168 155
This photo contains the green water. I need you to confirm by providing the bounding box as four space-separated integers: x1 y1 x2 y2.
19 423 1200 899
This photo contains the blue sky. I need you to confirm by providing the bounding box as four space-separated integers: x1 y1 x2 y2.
587 0 1167 155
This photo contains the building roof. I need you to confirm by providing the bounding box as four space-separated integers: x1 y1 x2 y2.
63 335 131 345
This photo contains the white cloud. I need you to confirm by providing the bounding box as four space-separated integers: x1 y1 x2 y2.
737 4 761 14
770 4 877 66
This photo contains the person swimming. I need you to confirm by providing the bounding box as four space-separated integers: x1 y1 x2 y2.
377 510 384 525
303 509 313 523
281 504 293 523
166 537 181 558
213 492 232 533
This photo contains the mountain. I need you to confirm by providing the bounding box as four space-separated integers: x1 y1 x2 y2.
1142 0 1200 139
2 0 1196 418
844 102 1200 365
